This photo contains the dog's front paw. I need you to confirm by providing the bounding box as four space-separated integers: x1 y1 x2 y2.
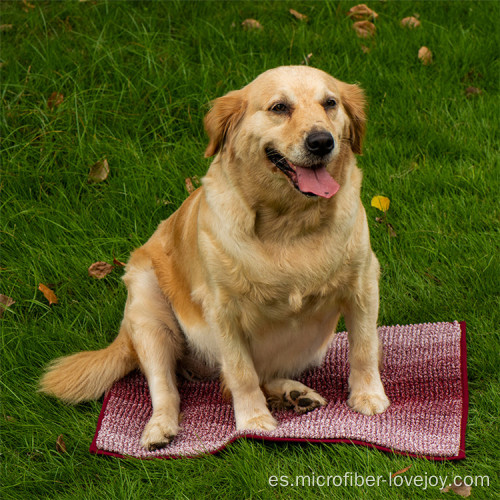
141 413 180 451
347 391 390 416
238 411 278 432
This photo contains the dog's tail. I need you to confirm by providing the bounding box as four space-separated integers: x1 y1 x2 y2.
39 327 137 404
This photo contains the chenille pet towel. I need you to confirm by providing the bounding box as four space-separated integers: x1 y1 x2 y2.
91 321 468 460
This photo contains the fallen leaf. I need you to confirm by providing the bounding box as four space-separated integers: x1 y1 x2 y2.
375 217 397 237
465 86 482 98
47 91 64 110
290 9 308 21
0 294 15 318
242 19 263 30
352 21 376 39
185 176 201 194
88 261 114 279
441 481 472 497
56 434 67 453
112 257 126 267
88 159 109 183
347 4 378 20
400 16 421 28
0 24 13 31
22 0 35 12
418 46 433 65
361 45 371 54
300 53 313 65
371 195 390 212
392 465 412 477
38 284 58 305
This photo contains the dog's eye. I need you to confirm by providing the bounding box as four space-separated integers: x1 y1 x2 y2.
269 103 288 113
324 98 337 109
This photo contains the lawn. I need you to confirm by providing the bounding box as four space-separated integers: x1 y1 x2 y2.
1 1 499 498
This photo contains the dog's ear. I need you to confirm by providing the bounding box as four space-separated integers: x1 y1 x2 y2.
204 90 247 158
339 82 366 155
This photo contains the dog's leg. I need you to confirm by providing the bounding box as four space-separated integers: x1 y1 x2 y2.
343 257 390 415
216 326 278 432
263 379 327 414
123 261 183 451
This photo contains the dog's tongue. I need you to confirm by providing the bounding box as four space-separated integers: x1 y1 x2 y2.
294 164 340 198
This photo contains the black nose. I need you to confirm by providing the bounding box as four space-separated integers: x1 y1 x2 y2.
305 131 334 156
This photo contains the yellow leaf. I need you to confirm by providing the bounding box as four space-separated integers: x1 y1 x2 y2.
371 196 390 212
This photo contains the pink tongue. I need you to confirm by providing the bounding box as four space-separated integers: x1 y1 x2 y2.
294 165 340 198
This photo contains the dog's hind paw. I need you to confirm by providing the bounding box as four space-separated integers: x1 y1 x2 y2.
265 379 327 415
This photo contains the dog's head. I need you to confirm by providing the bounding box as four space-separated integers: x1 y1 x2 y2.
204 66 366 200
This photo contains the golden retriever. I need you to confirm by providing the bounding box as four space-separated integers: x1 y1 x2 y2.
40 66 390 451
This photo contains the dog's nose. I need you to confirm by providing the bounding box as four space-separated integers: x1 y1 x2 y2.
306 131 334 156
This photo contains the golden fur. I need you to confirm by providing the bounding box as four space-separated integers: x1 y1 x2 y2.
40 66 390 451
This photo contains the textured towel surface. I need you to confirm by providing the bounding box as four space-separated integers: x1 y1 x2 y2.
91 321 468 460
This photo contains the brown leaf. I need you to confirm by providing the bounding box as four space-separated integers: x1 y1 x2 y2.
347 4 378 21
88 159 109 183
47 92 64 110
465 86 482 98
38 284 58 305
112 257 126 267
241 19 263 30
300 53 313 65
392 465 412 478
0 294 15 318
361 45 371 54
352 21 376 39
290 9 308 21
0 24 13 31
88 261 114 279
441 481 472 497
418 46 433 65
56 434 67 453
401 16 421 29
185 176 201 194
22 0 35 12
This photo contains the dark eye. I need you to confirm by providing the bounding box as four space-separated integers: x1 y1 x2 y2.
269 102 288 113
325 98 337 109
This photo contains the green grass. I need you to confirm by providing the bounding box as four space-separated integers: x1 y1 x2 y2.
1 0 499 498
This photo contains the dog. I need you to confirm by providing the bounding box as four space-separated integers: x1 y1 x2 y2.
40 66 390 451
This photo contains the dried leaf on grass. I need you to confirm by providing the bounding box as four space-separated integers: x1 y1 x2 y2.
56 435 67 453
376 217 397 237
185 176 201 194
300 53 313 65
47 91 64 110
371 195 390 212
0 294 15 318
391 465 412 477
401 16 421 29
352 21 376 39
418 46 433 65
88 159 109 183
242 19 263 30
290 9 308 21
113 257 126 267
88 261 114 279
465 86 482 98
347 4 378 21
0 24 14 31
38 284 58 305
441 481 472 497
